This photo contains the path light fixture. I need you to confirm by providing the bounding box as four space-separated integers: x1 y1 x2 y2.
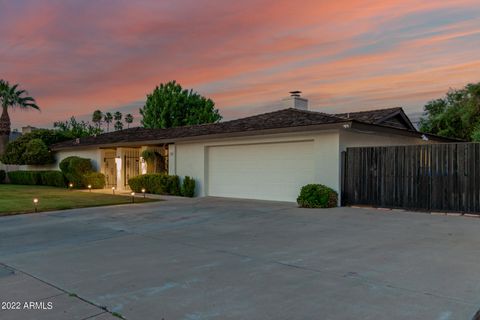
33 198 38 212
68 183 73 190
112 186 116 195
142 188 146 198
88 184 92 192
131 192 135 203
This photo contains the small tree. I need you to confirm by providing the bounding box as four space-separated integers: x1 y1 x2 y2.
103 112 113 132
140 81 221 129
23 138 53 165
125 113 133 128
92 110 103 129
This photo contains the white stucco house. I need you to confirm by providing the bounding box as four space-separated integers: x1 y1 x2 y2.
49 94 451 202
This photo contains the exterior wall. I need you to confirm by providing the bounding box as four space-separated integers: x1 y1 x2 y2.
174 131 341 198
339 130 430 152
54 149 102 171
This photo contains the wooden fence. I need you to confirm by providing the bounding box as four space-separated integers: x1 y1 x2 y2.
342 143 480 213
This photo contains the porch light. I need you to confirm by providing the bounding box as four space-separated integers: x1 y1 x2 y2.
33 198 39 212
112 186 116 195
131 192 135 203
141 188 146 198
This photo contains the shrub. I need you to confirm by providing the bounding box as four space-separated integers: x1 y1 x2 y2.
23 139 54 165
7 170 66 187
8 171 41 185
181 176 195 197
128 173 181 196
40 171 67 187
83 172 106 189
59 156 94 188
1 129 70 165
0 170 5 184
297 184 338 208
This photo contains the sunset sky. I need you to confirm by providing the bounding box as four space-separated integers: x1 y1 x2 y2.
1 0 480 129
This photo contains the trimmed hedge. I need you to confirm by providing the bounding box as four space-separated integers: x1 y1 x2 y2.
83 172 106 189
7 170 66 187
128 173 182 196
181 176 196 197
0 170 5 184
59 156 94 188
297 184 338 208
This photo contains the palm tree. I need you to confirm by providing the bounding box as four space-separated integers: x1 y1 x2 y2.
0 80 39 155
103 112 113 132
125 113 133 128
92 109 103 130
114 111 123 131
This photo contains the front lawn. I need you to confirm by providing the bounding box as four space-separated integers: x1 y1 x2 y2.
0 185 155 216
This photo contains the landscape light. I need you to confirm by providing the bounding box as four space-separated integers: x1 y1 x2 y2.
69 183 73 190
141 188 146 198
131 192 135 203
88 184 92 192
33 198 38 212
112 186 116 195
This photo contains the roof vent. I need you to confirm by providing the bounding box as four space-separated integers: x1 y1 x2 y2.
283 91 308 110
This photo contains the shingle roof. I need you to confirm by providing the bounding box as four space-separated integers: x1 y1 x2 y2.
335 107 401 123
51 107 419 150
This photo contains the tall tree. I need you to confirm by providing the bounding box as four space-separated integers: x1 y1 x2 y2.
0 80 39 154
125 113 133 128
92 109 103 129
114 111 123 131
54 116 102 138
140 81 222 129
419 82 480 141
103 112 113 132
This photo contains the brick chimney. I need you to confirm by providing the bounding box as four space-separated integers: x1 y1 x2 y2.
283 91 308 110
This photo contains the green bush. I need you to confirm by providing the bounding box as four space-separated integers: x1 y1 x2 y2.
0 170 5 184
59 156 94 188
128 173 181 196
83 172 106 189
297 184 338 208
7 170 66 187
8 171 41 185
40 171 67 187
23 139 54 165
181 176 195 197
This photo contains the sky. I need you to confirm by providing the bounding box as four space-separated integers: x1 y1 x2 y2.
1 0 480 129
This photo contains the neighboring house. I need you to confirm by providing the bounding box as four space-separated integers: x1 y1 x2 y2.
50 94 453 202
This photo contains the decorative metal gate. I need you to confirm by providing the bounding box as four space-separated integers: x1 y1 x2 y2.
124 149 140 187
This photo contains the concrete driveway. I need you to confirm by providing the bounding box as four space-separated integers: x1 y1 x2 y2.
0 197 479 320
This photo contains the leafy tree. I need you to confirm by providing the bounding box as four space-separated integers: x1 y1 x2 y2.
125 113 133 128
23 138 53 165
92 110 103 129
54 116 102 138
103 112 113 132
114 111 123 131
1 129 69 165
420 82 480 141
140 80 222 129
0 80 39 154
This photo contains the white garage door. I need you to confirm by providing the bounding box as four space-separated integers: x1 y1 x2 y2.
207 141 314 202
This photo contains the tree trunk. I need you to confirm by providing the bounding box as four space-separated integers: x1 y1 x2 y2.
0 106 11 155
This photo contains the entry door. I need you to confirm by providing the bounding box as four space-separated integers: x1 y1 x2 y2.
207 141 315 202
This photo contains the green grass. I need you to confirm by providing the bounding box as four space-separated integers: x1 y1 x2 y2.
0 184 156 216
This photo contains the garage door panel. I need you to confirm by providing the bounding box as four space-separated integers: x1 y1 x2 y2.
207 141 314 202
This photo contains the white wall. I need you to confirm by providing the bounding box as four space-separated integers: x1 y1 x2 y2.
174 131 341 198
339 130 428 151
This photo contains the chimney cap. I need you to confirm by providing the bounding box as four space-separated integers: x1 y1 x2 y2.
289 90 302 97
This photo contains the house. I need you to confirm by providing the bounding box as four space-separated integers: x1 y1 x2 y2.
50 93 452 202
